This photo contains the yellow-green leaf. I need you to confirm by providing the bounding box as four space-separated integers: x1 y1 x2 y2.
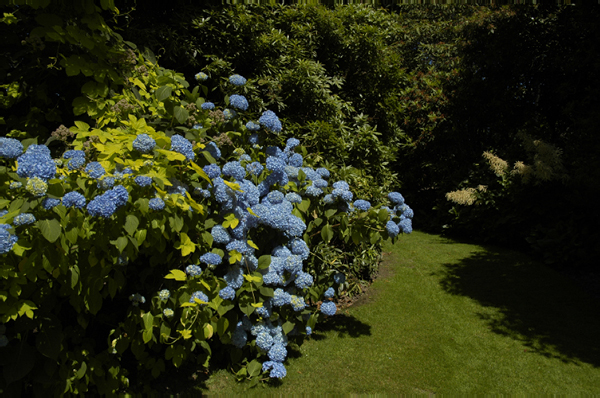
247 240 259 250
223 180 243 192
179 329 192 340
165 269 186 281
175 232 196 256
188 161 211 183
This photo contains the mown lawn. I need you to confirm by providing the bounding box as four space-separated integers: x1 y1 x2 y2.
178 231 600 395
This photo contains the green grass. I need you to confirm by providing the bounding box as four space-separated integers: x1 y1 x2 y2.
186 231 600 394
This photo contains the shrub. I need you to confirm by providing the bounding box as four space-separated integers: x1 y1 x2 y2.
0 48 413 394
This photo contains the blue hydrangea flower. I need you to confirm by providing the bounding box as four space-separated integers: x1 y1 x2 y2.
232 324 248 348
219 286 236 300
282 193 299 204
195 72 208 81
259 110 282 133
186 264 202 277
189 291 208 305
306 326 312 336
193 124 203 130
134 176 153 187
0 137 24 159
256 300 272 318
320 301 337 316
110 185 129 207
222 161 246 181
248 133 260 145
402 206 414 219
267 191 284 204
87 194 117 218
170 135 195 161
0 226 18 254
290 295 306 311
206 142 221 159
268 343 287 362
323 194 335 204
266 156 285 173
246 122 261 131
316 168 330 179
98 176 115 190
295 272 313 289
229 94 249 111
129 293 146 306
17 145 56 180
333 273 346 284
305 185 323 197
324 287 335 298
41 197 60 210
225 266 244 289
25 177 47 197
388 192 405 205
386 220 400 238
62 192 86 209
313 179 328 189
288 153 303 167
201 102 215 110
149 197 165 211
223 109 236 120
84 162 105 179
262 361 286 379
211 225 231 244
399 218 413 234
132 133 155 153
256 331 274 351
273 288 291 307
333 181 350 191
9 181 22 189
199 252 222 266
229 74 247 86
285 138 300 150
158 289 170 300
14 213 36 226
163 308 174 317
353 200 371 211
246 162 263 176
201 164 219 179
340 190 353 202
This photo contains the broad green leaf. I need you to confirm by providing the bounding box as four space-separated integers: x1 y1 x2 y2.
325 209 338 218
258 255 271 270
297 199 310 213
173 106 189 124
124 214 139 236
165 269 186 281
110 236 128 253
321 224 334 243
155 85 172 102
247 240 259 250
229 250 242 264
282 321 295 335
217 317 229 337
223 180 243 192
36 219 61 243
247 360 262 377
203 324 213 339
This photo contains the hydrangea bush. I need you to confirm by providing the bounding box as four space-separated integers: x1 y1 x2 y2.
0 54 412 394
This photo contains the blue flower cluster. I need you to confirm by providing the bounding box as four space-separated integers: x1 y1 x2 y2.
190 291 208 305
245 121 260 131
132 134 156 153
384 192 414 237
149 197 165 211
0 137 23 159
229 94 249 111
0 224 18 254
201 102 215 110
320 301 337 316
14 213 36 226
87 185 129 218
63 150 86 171
195 72 208 81
17 145 56 180
85 162 105 179
63 192 87 209
229 74 247 86
170 135 195 161
26 177 48 197
258 110 282 133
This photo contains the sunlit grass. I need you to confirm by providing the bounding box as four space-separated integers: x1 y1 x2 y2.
178 230 600 394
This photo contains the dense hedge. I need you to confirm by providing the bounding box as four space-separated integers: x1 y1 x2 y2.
116 3 600 268
0 2 415 395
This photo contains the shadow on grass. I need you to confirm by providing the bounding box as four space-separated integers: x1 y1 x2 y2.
437 247 600 367
313 313 372 339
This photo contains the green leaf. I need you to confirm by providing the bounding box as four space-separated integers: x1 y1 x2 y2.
173 106 189 124
110 236 128 253
175 232 196 256
124 214 139 236
36 219 61 243
282 321 295 335
258 255 271 270
3 342 35 384
142 313 154 344
76 361 87 379
229 250 242 264
155 85 173 102
165 269 186 281
247 360 262 377
325 209 338 218
298 199 311 213
35 325 63 360
321 224 334 243
379 209 389 223
217 317 229 337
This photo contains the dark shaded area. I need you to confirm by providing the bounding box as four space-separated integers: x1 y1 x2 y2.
313 313 372 339
437 246 600 367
